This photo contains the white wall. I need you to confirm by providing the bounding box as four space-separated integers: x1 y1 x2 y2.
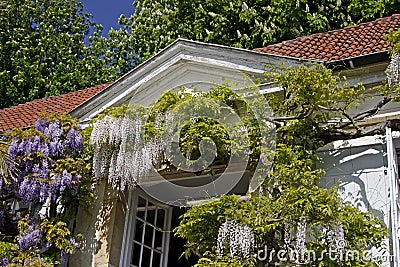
318 136 393 266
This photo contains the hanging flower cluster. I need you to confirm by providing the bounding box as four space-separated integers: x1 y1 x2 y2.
0 115 88 265
324 222 345 261
6 118 82 204
90 114 171 190
217 220 255 259
283 219 308 263
295 217 307 263
18 229 42 251
283 219 346 263
387 53 399 89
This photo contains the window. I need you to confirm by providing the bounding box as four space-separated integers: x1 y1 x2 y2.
120 190 172 267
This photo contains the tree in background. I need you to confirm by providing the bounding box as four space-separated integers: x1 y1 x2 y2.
116 0 397 61
0 0 139 109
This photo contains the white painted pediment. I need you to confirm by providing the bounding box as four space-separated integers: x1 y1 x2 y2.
70 39 303 123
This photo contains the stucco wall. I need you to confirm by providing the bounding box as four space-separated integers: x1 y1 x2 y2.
69 181 127 267
317 136 393 266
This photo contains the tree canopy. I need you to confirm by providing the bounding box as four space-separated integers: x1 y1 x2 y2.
118 0 398 61
0 0 135 108
1 0 397 108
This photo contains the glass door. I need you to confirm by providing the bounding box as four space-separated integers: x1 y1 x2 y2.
121 190 172 267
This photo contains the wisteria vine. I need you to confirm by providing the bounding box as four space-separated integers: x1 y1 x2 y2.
0 115 89 266
6 118 82 205
388 53 399 89
217 220 255 259
90 111 174 190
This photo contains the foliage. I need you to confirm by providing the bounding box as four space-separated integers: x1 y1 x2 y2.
0 0 132 108
266 63 368 148
88 62 391 265
90 85 265 191
175 145 387 266
171 63 391 265
0 114 91 265
116 0 398 61
388 28 400 54
387 29 400 98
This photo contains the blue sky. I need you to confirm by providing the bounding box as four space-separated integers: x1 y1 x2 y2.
80 0 135 35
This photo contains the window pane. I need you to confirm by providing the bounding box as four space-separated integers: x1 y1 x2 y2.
128 193 170 267
147 207 156 226
152 251 161 267
156 209 165 229
130 242 141 266
141 247 151 267
138 196 147 207
134 219 144 242
144 224 154 247
137 197 146 219
154 230 163 251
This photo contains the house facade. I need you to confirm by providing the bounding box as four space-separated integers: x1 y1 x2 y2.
1 14 399 267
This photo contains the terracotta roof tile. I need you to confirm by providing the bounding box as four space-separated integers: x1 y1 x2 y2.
255 14 400 61
0 83 111 132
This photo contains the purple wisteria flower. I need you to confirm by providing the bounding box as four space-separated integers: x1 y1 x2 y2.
38 141 49 157
18 140 31 155
18 178 51 204
8 137 49 160
44 122 63 139
18 229 42 251
18 178 41 203
65 128 83 152
0 257 9 266
39 159 49 178
35 118 49 133
7 139 20 160
52 170 80 198
49 139 64 155
39 183 51 203
0 209 5 231
31 136 41 152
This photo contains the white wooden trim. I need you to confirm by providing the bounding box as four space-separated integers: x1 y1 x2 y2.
119 191 134 267
386 127 400 266
119 189 172 267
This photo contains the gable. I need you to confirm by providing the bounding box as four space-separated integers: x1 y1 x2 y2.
70 39 304 124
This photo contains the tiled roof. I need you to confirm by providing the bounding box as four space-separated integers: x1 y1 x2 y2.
255 14 400 61
0 83 111 132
